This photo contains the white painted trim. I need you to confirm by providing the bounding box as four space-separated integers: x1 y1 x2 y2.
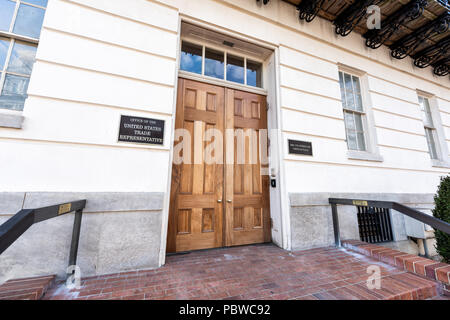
431 159 450 169
273 47 291 250
427 95 450 164
360 72 383 159
10 0 21 34
164 16 285 253
179 14 277 52
347 150 384 162
265 50 283 248
159 15 182 267
179 70 267 96
0 112 24 129
0 31 39 44
338 65 383 161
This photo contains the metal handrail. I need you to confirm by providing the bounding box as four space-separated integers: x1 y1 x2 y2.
436 0 449 10
328 198 450 247
0 200 86 272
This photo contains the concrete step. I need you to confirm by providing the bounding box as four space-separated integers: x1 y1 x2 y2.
0 275 56 300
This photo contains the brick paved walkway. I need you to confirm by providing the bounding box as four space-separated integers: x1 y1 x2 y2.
43 244 440 300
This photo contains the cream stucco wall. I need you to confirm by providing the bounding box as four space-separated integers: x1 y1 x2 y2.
0 0 449 279
159 0 450 250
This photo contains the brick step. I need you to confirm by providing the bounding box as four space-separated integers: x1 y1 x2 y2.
343 240 450 299
0 275 56 300
44 245 442 300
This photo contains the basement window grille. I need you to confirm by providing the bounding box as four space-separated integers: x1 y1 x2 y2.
357 206 393 243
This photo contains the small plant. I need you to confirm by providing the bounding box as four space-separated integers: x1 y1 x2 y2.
432 176 450 263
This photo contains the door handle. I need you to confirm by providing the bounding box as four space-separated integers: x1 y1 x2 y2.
227 200 232 203
217 199 222 203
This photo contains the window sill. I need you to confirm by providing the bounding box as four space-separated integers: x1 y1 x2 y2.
431 159 450 169
347 150 384 162
0 112 24 129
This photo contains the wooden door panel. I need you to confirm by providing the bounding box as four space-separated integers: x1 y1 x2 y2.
225 88 271 247
168 79 270 253
167 79 224 253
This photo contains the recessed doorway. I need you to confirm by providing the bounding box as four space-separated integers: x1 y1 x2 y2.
166 78 271 252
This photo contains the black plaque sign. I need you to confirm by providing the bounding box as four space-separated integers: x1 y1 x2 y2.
118 115 164 145
288 139 313 156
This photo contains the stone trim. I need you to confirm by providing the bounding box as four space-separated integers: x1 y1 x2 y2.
0 113 24 129
0 192 164 215
0 193 25 215
347 150 384 162
431 159 450 169
289 192 435 207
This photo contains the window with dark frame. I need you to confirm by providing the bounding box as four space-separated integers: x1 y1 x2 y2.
0 0 47 112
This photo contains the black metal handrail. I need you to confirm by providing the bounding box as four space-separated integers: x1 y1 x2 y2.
329 198 450 247
0 200 86 273
437 0 449 10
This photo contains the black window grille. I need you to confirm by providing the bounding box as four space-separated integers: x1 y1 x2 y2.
357 206 394 243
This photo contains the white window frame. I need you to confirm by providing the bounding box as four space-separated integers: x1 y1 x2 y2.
179 36 266 94
338 65 383 162
417 92 450 168
0 0 46 127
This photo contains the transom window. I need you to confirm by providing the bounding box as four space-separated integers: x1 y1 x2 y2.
418 96 439 160
180 41 263 88
0 0 47 111
339 71 367 151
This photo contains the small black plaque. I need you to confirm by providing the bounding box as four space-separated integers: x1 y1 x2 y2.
288 139 313 156
118 115 164 145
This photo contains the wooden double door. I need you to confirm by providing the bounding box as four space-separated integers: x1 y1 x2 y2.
167 78 271 253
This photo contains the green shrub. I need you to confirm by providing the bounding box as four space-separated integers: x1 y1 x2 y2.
432 175 450 263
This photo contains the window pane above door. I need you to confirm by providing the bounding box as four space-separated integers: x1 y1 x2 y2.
204 47 224 80
226 54 244 84
180 42 202 75
247 60 262 88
